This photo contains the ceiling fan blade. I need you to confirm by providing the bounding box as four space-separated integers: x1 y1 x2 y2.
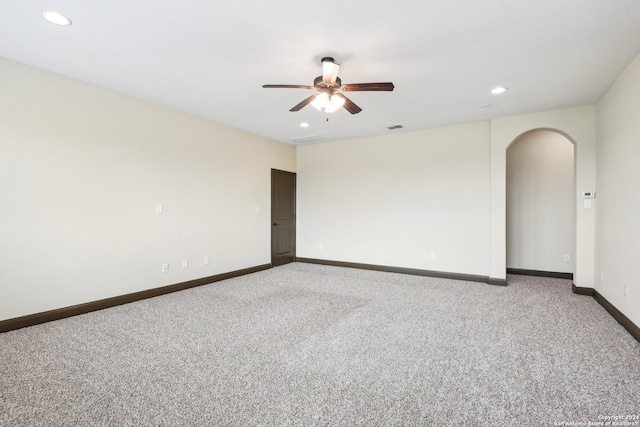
263 84 315 89
322 57 340 84
290 94 318 112
342 82 395 92
335 93 362 114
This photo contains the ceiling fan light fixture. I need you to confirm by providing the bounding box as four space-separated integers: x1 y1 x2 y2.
311 93 345 113
325 94 345 113
321 57 340 84
311 92 328 111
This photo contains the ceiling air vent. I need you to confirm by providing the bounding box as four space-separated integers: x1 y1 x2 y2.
289 135 326 144
387 124 403 130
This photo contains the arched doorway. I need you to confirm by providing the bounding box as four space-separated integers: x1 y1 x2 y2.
506 129 575 278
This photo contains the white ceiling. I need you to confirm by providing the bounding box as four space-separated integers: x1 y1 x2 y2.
2 1 640 144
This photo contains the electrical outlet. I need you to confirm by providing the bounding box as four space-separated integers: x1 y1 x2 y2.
318 244 323 251
430 252 436 261
601 271 605 282
204 256 210 265
182 259 188 269
624 285 629 298
162 264 169 273
564 254 570 262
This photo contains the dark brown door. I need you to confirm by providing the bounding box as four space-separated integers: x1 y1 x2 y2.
271 169 296 266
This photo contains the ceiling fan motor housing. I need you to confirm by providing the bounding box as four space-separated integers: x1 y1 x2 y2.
314 75 342 89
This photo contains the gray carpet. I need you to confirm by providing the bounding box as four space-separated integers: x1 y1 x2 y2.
1 263 639 426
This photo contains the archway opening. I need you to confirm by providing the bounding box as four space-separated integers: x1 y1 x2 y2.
506 129 575 278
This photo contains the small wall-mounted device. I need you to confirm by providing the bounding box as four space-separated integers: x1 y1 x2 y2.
582 191 596 198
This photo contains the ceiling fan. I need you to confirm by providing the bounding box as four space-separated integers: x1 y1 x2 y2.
262 57 394 114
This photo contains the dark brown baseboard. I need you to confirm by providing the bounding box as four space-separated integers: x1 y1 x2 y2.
0 263 272 334
507 268 573 280
571 283 594 296
488 277 508 286
571 284 639 342
593 290 640 342
296 257 503 285
5 260 637 344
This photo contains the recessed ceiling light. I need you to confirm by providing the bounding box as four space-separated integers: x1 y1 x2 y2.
43 11 72 26
491 86 508 95
299 122 309 128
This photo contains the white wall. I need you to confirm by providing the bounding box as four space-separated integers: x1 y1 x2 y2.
490 107 596 287
297 111 596 286
297 122 491 276
595 53 640 327
506 130 575 273
0 58 295 321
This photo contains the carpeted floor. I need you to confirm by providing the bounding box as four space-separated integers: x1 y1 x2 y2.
1 262 639 426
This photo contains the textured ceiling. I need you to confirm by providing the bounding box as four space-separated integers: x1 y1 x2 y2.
2 0 640 144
